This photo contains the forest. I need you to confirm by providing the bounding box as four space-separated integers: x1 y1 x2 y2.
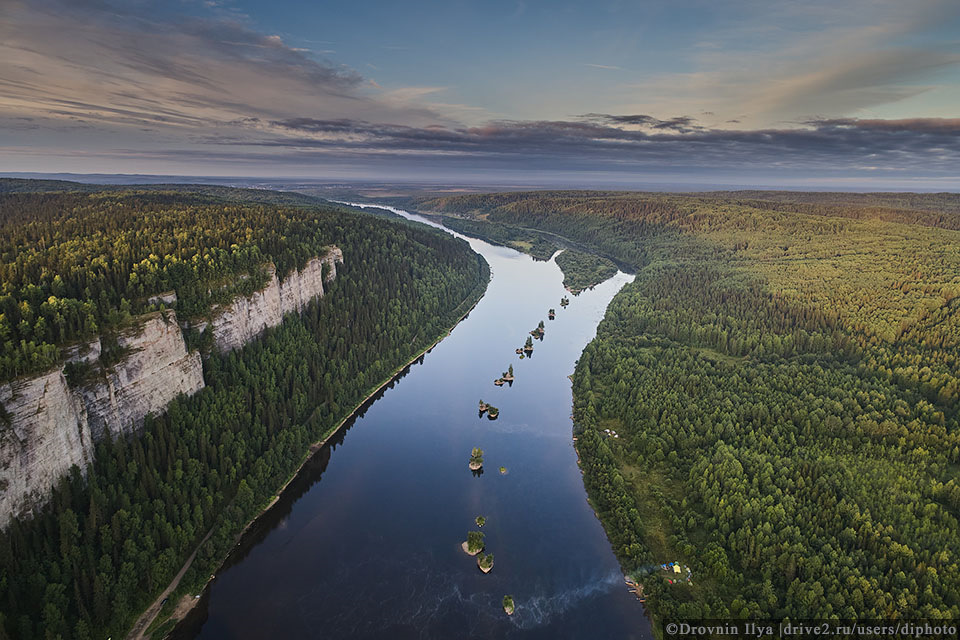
415 190 960 628
0 185 488 640
0 186 364 380
553 250 618 293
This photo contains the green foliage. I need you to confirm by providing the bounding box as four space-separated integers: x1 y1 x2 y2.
470 448 484 466
0 189 488 640
475 516 486 528
422 190 960 625
477 553 494 571
502 594 514 612
466 531 485 553
554 250 617 293
0 190 348 381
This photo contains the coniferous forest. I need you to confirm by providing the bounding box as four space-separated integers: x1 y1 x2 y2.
0 184 488 640
416 191 960 627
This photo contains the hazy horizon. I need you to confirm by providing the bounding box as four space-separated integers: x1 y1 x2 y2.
3 170 959 194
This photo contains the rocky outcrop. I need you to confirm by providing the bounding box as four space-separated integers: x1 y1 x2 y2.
78 312 204 441
0 310 204 527
0 249 342 527
208 247 343 352
0 370 93 526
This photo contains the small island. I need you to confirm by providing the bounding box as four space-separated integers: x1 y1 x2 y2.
469 447 484 470
478 400 490 415
494 364 514 386
462 530 485 556
476 515 486 528
477 552 495 573
530 320 545 340
487 405 499 420
502 595 515 615
560 296 570 307
548 308 556 320
499 466 507 474
523 336 534 354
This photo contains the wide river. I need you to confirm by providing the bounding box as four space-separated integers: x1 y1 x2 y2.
173 205 652 639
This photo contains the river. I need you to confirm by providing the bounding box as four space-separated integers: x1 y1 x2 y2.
172 205 652 639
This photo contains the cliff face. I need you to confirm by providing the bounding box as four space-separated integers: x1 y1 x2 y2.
0 310 203 526
79 312 205 441
0 370 93 525
0 247 342 527
208 248 343 352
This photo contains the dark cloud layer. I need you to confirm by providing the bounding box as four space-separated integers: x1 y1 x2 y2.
215 116 960 177
579 113 703 132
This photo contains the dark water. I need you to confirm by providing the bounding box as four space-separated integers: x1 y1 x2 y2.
174 206 652 640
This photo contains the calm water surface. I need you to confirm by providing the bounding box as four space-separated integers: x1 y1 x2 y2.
174 205 652 639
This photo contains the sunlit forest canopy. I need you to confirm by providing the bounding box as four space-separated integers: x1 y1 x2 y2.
0 186 355 380
416 190 960 623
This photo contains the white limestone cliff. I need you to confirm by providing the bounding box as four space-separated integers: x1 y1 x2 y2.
0 248 342 527
78 311 205 442
0 370 93 525
208 247 343 352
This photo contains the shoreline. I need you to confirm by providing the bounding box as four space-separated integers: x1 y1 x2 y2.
136 263 489 638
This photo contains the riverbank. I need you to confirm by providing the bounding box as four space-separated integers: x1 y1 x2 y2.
137 256 490 639
167 202 647 640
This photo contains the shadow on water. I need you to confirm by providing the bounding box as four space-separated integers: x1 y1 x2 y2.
170 351 430 639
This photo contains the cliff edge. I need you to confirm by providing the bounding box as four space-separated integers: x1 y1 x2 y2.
0 247 342 527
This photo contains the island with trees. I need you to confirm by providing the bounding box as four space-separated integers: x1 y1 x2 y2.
462 531 485 556
502 595 515 615
477 553 494 573
469 447 485 470
494 364 515 386
530 320 545 340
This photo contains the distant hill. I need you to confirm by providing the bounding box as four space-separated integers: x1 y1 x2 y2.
0 177 324 207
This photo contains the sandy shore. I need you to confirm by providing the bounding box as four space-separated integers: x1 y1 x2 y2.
461 541 482 556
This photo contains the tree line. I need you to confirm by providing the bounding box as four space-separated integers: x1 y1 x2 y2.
0 187 489 640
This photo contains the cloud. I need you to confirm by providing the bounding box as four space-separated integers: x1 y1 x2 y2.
160 115 959 179
579 113 702 132
0 0 452 137
616 0 960 128
4 112 957 183
0 0 956 184
584 64 622 70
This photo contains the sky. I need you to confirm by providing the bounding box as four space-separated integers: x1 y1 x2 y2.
1 0 959 189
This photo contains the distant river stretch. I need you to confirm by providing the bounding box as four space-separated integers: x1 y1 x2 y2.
172 204 653 639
